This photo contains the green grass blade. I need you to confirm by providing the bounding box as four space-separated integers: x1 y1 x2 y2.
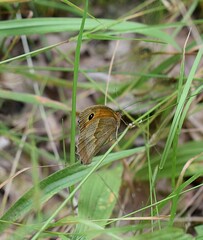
160 47 203 169
136 141 203 180
132 227 193 240
70 0 88 165
0 89 69 112
0 40 67 65
0 18 179 49
0 147 142 233
73 165 123 239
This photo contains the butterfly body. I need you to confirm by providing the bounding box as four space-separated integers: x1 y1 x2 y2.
77 105 121 164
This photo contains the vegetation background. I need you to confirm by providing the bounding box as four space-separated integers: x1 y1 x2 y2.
0 0 203 239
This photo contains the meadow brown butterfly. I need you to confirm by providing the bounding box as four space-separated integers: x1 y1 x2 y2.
77 105 121 164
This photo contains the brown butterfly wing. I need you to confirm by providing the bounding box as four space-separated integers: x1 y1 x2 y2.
77 118 118 164
77 106 120 164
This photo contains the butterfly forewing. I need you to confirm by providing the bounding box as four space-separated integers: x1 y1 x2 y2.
77 105 121 164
